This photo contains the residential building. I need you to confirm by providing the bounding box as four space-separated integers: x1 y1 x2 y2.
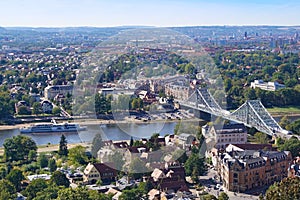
98 88 135 97
216 146 292 192
176 133 196 145
44 85 73 99
205 123 247 149
210 143 276 169
27 174 51 182
149 162 189 193
250 80 285 91
165 83 191 101
83 162 117 184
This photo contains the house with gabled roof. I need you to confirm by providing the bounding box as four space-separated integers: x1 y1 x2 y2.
83 162 117 184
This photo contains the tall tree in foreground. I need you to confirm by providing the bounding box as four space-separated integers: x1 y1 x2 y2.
50 171 70 188
3 135 37 162
58 134 68 156
6 169 24 191
0 179 17 199
265 177 300 200
91 133 103 158
48 158 57 172
22 178 47 200
68 145 88 166
38 153 48 168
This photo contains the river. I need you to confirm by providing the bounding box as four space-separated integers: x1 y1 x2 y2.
0 115 297 147
0 122 177 146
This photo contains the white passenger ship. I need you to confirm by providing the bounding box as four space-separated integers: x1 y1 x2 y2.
20 120 86 134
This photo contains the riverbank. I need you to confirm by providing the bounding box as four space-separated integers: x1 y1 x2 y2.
0 142 91 156
267 106 300 116
0 139 132 156
0 118 204 131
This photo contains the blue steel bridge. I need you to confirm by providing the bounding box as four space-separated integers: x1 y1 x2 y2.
176 88 286 137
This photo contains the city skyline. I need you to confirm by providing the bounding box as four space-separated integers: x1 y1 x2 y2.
1 0 300 27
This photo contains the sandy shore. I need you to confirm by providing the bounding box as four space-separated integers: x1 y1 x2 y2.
0 124 27 131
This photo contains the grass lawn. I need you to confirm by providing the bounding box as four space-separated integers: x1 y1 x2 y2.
267 106 300 115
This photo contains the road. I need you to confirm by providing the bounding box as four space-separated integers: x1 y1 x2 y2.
197 167 259 200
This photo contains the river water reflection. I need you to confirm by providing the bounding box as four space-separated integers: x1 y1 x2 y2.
0 122 177 146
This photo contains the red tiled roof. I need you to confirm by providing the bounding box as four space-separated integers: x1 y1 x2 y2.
93 162 117 176
231 143 276 151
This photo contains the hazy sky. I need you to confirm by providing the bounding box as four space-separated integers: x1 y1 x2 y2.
1 0 300 27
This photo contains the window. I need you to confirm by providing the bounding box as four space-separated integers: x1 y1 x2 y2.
233 173 238 178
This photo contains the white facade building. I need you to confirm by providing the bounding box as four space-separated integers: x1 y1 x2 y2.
250 80 285 91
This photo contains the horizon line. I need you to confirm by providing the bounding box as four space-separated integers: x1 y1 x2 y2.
2 24 300 29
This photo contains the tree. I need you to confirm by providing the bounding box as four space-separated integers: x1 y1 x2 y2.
218 192 229 200
34 186 60 200
50 171 70 188
265 177 300 200
28 150 37 162
3 135 37 162
278 137 300 157
96 179 102 186
68 145 88 166
18 106 31 115
89 190 113 200
202 194 217 200
191 167 199 183
129 158 148 179
0 179 17 200
0 166 7 179
6 169 24 191
52 107 61 115
57 187 90 200
244 88 257 100
38 153 48 168
91 134 103 158
279 115 291 129
48 158 57 172
22 178 47 200
286 119 300 135
119 188 146 200
253 132 269 144
184 153 206 176
108 150 125 171
58 134 68 156
32 102 42 115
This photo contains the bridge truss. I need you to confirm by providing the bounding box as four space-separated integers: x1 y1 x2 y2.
178 89 284 136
